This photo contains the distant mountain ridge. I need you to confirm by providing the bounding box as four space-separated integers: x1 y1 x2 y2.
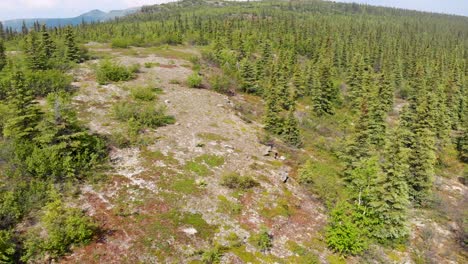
2 7 140 31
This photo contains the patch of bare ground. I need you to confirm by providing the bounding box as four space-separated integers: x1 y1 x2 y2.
63 45 326 263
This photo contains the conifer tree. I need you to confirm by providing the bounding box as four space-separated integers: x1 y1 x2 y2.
457 128 468 163
0 22 5 40
368 77 388 147
65 26 80 63
311 62 336 116
263 89 283 135
41 24 56 58
407 126 435 205
282 107 302 147
239 59 257 94
21 21 28 35
256 41 272 81
4 71 42 141
0 39 6 71
369 128 410 243
378 70 395 113
292 66 305 99
25 32 47 70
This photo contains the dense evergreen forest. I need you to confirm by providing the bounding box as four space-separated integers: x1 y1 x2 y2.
0 0 466 263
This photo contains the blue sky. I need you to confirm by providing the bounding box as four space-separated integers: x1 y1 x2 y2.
334 0 468 17
0 0 467 21
0 0 173 21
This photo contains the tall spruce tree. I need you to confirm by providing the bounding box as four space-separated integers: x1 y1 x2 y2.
369 128 410 243
0 22 5 40
4 71 42 141
282 107 302 147
239 59 258 94
25 32 47 70
0 39 6 71
65 26 80 63
41 24 56 58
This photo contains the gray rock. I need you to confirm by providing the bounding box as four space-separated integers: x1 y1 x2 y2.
263 145 273 156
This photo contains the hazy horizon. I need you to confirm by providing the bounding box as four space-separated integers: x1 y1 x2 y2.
0 0 467 21
334 0 468 17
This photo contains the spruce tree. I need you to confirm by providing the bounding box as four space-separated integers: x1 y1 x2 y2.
378 70 395 113
41 24 56 58
4 71 42 141
65 26 80 63
25 32 47 70
0 22 5 40
407 126 435 205
457 128 468 163
311 62 336 116
368 77 388 147
21 21 28 35
0 40 6 71
292 66 305 99
239 59 257 94
282 108 302 147
263 91 283 135
369 128 410 243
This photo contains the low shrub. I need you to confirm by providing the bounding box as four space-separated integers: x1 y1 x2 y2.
22 197 97 261
220 172 259 190
187 73 203 88
130 85 156 101
111 38 131 49
25 70 72 97
209 74 231 94
113 102 175 129
0 230 15 262
251 227 272 252
96 60 138 84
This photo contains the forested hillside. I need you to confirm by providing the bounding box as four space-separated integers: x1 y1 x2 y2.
0 0 466 263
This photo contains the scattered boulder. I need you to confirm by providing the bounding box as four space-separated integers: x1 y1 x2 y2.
263 145 273 156
279 171 289 183
182 227 198 236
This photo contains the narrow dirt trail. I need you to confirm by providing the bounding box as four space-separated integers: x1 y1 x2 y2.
64 45 327 263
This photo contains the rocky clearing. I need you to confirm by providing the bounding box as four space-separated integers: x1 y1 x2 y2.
62 44 328 263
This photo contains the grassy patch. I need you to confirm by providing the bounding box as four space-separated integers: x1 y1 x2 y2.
217 195 242 216
259 197 292 219
171 178 197 194
195 154 225 167
185 161 211 177
196 132 229 142
220 172 259 190
141 149 179 166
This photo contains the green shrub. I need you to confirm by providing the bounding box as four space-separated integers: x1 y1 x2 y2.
25 70 72 97
325 202 368 256
220 172 259 190
22 197 97 261
209 74 231 94
113 102 175 129
187 73 203 88
0 230 15 262
144 62 158 68
111 38 131 49
130 85 156 101
251 227 272 252
298 160 346 208
201 244 225 264
96 60 137 84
